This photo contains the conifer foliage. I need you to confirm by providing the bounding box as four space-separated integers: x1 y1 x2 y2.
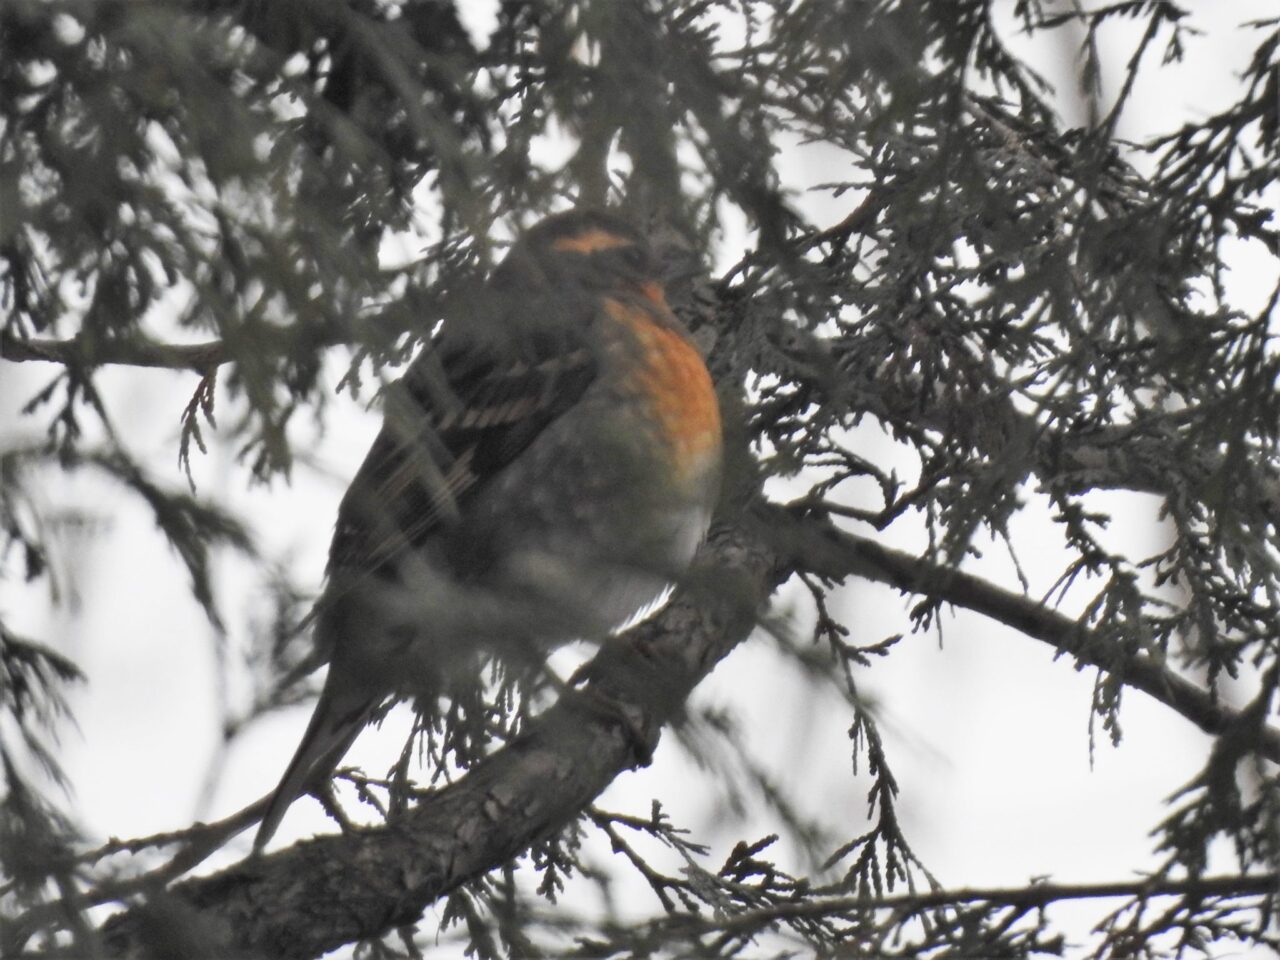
2 1 1278 957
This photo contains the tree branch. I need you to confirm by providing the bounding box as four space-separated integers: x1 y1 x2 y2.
0 332 230 372
767 504 1280 763
707 871 1280 938
83 496 1280 959
93 516 785 960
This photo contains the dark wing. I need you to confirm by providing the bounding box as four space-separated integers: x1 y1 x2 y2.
327 330 597 578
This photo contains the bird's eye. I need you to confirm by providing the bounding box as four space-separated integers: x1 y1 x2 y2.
620 245 647 270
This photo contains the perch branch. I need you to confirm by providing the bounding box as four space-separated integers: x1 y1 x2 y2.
91 515 784 960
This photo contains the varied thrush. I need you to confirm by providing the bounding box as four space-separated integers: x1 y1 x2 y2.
256 209 722 848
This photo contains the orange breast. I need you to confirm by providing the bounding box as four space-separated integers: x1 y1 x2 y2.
604 296 721 481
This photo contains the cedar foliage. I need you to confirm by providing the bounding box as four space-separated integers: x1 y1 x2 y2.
2 1 1278 957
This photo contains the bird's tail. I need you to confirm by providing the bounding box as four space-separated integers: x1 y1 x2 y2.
254 679 376 851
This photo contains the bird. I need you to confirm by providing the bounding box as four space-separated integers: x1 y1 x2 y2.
254 208 723 849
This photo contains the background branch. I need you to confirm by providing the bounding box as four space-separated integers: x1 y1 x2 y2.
769 505 1280 763
0 333 231 372
712 871 1280 935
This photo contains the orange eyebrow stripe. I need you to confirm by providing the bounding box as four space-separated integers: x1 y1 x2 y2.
639 280 668 307
551 228 634 253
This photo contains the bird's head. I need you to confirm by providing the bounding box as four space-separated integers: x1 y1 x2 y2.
494 209 664 299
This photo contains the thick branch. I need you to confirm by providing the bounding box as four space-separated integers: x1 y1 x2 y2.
75 497 1279 960
88 497 1280 959
96 517 784 960
769 504 1280 763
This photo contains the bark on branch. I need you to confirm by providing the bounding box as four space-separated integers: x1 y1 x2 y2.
90 498 1280 959
97 516 785 959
